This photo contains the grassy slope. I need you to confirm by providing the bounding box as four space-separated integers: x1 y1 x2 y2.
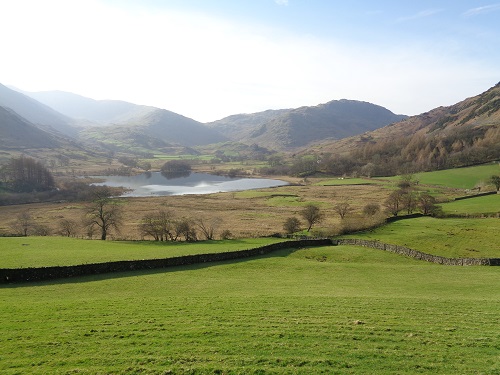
1 246 499 374
440 194 500 215
341 217 500 258
380 163 500 189
0 237 286 269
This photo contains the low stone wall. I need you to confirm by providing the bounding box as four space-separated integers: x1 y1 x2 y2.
0 239 333 284
453 191 497 201
335 238 500 266
386 213 424 223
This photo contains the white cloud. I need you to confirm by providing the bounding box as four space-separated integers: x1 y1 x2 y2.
463 3 500 16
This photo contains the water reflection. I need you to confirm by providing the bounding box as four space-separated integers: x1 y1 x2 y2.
93 172 287 197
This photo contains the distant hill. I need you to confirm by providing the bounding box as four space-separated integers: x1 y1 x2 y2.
0 106 60 149
80 108 227 153
0 84 78 137
207 100 406 150
20 89 157 125
310 82 500 176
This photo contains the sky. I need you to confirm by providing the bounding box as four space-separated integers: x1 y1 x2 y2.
0 0 499 122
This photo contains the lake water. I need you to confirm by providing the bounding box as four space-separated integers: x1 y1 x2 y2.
93 172 288 197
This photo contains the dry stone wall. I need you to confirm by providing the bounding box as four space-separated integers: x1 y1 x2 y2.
334 238 500 266
0 239 333 284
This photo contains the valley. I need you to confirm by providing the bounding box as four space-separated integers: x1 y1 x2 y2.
0 81 499 375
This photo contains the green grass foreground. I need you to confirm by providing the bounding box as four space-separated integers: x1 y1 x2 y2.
0 237 287 269
1 245 499 374
342 217 500 258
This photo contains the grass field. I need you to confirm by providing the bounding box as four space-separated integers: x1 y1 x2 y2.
1 163 499 373
440 194 500 215
1 245 499 374
341 217 500 258
380 163 500 189
0 237 287 269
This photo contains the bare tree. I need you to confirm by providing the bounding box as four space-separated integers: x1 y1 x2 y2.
175 218 197 242
401 189 418 214
418 193 439 215
333 200 353 219
194 216 222 240
84 187 123 240
300 204 323 232
58 219 78 237
363 203 380 216
283 217 301 234
11 210 34 236
139 210 174 241
383 190 405 217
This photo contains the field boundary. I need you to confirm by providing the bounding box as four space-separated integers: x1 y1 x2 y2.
335 238 500 266
0 239 333 284
2 237 499 283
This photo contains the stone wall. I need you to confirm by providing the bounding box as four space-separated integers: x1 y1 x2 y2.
334 238 500 266
453 191 496 201
0 239 333 284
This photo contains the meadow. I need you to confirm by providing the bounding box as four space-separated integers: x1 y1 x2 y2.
439 193 500 216
380 162 500 190
0 237 287 268
341 216 500 258
1 245 499 374
1 163 499 374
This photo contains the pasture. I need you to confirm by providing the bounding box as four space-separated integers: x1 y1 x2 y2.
341 217 500 258
380 163 500 189
439 193 500 216
0 237 286 268
1 245 499 374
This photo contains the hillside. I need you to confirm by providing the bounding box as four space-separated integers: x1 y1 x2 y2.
0 84 78 137
80 108 227 153
208 100 406 150
20 89 157 125
310 82 500 176
206 109 290 141
0 106 60 150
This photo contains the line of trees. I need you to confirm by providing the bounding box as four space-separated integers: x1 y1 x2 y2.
282 178 443 236
0 156 55 193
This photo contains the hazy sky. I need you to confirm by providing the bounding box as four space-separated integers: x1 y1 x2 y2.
1 0 499 122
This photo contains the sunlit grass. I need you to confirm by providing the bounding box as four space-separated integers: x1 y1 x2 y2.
1 245 499 374
0 237 287 268
380 163 500 189
341 217 500 258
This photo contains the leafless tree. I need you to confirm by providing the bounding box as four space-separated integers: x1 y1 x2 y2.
175 218 197 242
194 216 222 240
333 200 353 219
139 210 174 241
363 203 380 216
401 189 418 214
283 217 301 234
58 219 78 237
84 187 123 240
300 204 323 232
11 210 34 236
418 193 439 215
383 190 405 217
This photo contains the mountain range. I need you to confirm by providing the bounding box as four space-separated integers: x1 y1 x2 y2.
207 100 407 150
1 82 499 172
